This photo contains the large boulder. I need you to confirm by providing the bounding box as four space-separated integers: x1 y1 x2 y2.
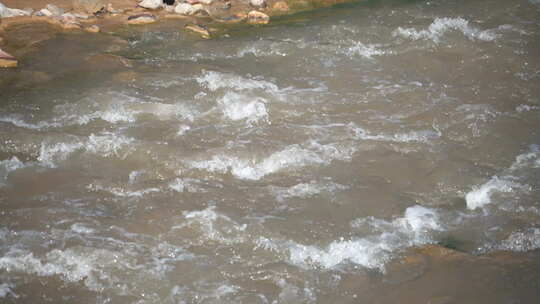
72 0 106 14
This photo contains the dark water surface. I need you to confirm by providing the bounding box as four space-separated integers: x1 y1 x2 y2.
1 0 540 303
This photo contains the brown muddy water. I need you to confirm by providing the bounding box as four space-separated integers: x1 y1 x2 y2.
1 0 540 303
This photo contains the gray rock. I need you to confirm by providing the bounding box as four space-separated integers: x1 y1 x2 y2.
72 0 106 14
138 0 162 9
174 3 196 15
0 2 31 18
35 8 53 17
46 4 64 16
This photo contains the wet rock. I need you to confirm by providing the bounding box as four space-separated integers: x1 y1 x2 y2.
250 0 267 8
272 1 289 11
127 13 157 25
138 0 162 10
247 10 269 24
45 4 65 16
184 23 210 39
0 2 31 18
72 0 106 14
0 48 17 68
84 25 100 33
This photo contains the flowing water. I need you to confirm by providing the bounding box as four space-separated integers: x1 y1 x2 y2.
1 0 540 303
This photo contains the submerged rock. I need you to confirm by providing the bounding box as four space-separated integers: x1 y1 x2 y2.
127 13 157 25
184 23 210 39
247 10 269 24
0 48 17 68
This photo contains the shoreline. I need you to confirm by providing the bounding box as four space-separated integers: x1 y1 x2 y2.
0 0 354 67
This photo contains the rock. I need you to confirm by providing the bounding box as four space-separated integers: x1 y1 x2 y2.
250 0 266 8
85 25 100 33
35 8 53 17
127 13 157 25
174 3 195 15
247 10 269 24
175 3 205 15
0 2 31 18
45 4 65 16
72 0 107 14
184 24 210 39
272 1 289 11
138 0 162 10
199 0 214 4
0 48 17 68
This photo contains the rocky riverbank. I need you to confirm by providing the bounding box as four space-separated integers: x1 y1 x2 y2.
0 0 351 68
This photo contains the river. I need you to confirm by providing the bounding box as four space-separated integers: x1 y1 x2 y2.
1 0 540 303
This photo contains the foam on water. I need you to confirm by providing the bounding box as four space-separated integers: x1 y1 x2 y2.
218 92 269 124
168 178 207 193
87 183 161 198
393 17 497 43
0 283 17 299
0 116 61 130
0 247 129 291
272 180 348 202
0 157 27 186
350 124 440 143
174 207 247 245
38 132 135 167
466 145 540 210
289 205 443 270
465 177 520 210
343 41 387 58
189 141 355 180
197 71 280 92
